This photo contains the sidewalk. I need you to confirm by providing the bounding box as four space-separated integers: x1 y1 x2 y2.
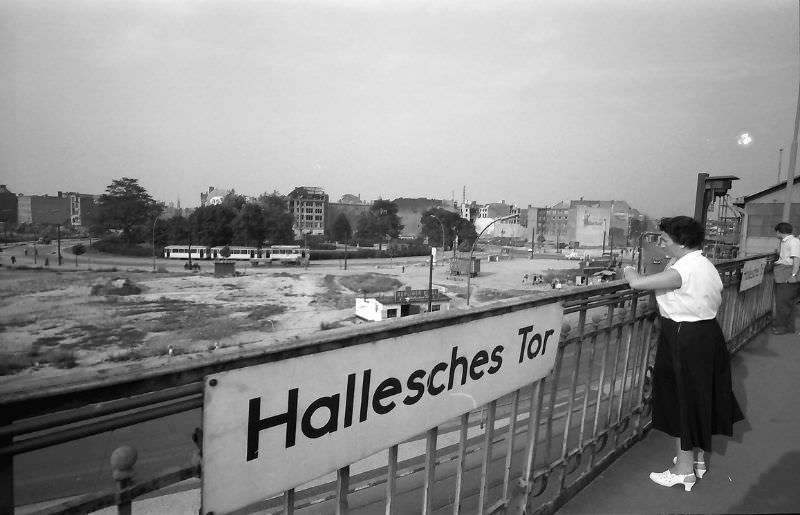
558 328 800 514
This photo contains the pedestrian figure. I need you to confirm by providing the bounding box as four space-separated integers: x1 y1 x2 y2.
44 257 49 267
402 265 405 273
771 222 800 334
523 273 528 284
10 255 16 265
24 249 28 256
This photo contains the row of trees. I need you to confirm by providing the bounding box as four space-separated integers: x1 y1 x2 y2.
87 178 480 250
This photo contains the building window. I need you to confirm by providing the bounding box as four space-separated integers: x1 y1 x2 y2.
387 308 397 318
431 304 441 312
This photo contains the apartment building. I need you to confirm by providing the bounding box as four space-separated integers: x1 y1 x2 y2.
16 191 97 228
287 186 328 237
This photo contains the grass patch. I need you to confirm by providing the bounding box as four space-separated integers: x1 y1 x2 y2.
313 275 356 309
338 273 403 294
0 354 36 376
474 288 529 303
246 305 287 320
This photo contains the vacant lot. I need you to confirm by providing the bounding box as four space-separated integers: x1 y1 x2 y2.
0 255 582 392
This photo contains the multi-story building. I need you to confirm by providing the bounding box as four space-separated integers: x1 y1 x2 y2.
18 192 72 226
543 201 570 242
287 186 328 237
0 185 18 228
568 199 633 248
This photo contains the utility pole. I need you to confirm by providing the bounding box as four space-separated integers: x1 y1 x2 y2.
783 3 800 222
427 247 434 312
57 224 62 266
530 224 534 260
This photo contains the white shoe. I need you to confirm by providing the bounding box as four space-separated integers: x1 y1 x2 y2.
650 469 696 491
673 456 707 479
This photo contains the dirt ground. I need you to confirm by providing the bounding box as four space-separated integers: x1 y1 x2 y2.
0 254 584 393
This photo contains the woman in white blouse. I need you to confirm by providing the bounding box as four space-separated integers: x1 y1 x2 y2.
623 216 743 492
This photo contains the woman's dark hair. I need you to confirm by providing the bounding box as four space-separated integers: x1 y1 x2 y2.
658 216 705 249
774 222 793 235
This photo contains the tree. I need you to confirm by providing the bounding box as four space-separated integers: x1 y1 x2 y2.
330 213 352 243
72 243 85 267
420 208 472 249
258 193 296 245
92 178 161 244
355 200 403 250
232 203 266 246
190 204 236 245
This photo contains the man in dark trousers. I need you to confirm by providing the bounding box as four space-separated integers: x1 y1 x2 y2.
772 222 800 334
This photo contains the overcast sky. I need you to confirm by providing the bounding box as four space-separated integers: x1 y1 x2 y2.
1 0 797 217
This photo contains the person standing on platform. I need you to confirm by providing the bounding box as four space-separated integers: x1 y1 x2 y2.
771 222 800 335
623 216 743 492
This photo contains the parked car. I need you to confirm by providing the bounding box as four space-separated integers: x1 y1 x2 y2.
566 250 583 260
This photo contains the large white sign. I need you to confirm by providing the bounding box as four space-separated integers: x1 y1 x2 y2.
739 258 767 292
202 303 562 514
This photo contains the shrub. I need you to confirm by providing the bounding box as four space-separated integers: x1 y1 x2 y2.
92 238 154 257
47 349 78 369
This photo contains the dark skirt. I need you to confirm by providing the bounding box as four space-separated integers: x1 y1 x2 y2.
652 316 744 452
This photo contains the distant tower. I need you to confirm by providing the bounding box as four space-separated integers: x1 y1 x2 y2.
462 186 466 205
177 195 181 210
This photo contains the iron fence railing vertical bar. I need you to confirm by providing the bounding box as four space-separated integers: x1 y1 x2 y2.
283 488 294 515
336 466 350 515
453 412 469 515
386 444 398 515
478 400 497 514
502 390 521 499
422 427 438 515
633 313 656 435
559 322 584 489
522 379 545 498
589 313 610 470
615 310 635 435
543 342 564 475
576 306 596 461
1 412 12 515
603 305 619 436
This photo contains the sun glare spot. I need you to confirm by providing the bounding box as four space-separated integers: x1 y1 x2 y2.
738 133 752 146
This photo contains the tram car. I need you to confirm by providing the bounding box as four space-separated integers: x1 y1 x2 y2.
208 246 266 261
164 244 309 265
163 245 213 260
267 245 309 265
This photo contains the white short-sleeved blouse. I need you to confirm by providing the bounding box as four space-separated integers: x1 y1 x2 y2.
655 250 722 322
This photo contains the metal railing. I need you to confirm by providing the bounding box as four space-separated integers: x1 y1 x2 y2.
0 254 774 515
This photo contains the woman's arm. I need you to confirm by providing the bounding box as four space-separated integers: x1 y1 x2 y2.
622 265 682 291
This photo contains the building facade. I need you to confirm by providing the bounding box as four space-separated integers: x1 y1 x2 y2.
734 177 800 255
0 185 18 227
287 186 328 237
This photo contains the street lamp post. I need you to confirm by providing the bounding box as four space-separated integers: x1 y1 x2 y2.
429 214 446 266
427 247 434 312
466 214 516 307
601 219 607 255
57 224 62 266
